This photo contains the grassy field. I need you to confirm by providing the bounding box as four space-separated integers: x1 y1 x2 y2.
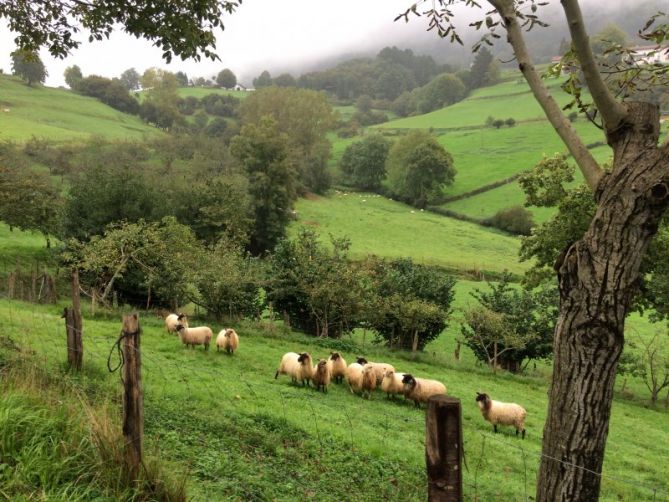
176 87 251 100
0 293 666 501
0 75 161 142
290 192 526 275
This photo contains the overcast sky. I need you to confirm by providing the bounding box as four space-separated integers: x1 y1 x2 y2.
0 0 644 88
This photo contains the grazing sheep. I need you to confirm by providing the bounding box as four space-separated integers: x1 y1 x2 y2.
401 374 447 407
275 352 301 383
346 363 365 395
312 359 331 393
327 352 347 384
475 392 527 439
381 370 406 399
361 364 378 399
175 324 212 350
165 312 188 335
356 357 395 385
297 352 314 386
216 328 239 354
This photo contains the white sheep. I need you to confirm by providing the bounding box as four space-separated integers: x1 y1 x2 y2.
165 312 188 335
326 352 347 384
296 352 314 386
175 324 212 351
356 357 395 385
475 392 527 439
360 364 378 399
345 362 365 395
312 359 331 393
216 328 239 354
401 374 447 407
381 370 406 399
275 352 301 384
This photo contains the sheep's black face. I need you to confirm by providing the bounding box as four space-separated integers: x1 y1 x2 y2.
401 374 415 385
475 393 490 404
177 313 186 320
175 324 184 331
356 357 368 365
298 352 310 363
330 352 340 361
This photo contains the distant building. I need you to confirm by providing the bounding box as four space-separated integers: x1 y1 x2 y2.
628 45 669 66
549 55 577 75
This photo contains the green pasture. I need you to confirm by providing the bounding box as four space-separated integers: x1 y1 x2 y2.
0 292 666 501
290 192 526 275
175 87 251 100
0 75 160 142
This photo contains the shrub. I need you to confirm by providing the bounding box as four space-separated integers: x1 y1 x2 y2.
485 206 535 235
505 117 516 127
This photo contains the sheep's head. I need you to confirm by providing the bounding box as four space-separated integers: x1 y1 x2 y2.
329 352 340 361
356 356 368 365
297 352 312 364
177 313 186 321
317 360 328 372
401 373 416 390
383 369 395 379
475 392 491 409
175 324 185 332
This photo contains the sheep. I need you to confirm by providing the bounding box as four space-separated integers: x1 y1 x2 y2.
345 363 365 395
356 357 395 385
326 352 347 384
312 359 331 393
175 323 212 351
381 370 406 399
296 352 314 386
475 392 527 439
401 374 447 407
216 328 239 354
275 352 301 384
360 364 378 399
165 312 188 335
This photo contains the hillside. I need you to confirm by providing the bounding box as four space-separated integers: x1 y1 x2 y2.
0 75 162 142
290 192 526 276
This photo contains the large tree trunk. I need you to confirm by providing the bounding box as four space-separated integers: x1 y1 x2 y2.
537 103 668 501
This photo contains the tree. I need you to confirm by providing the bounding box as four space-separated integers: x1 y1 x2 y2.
10 50 47 85
63 65 83 89
119 68 140 91
468 46 495 90
175 71 189 87
273 73 296 87
417 73 466 113
0 0 241 62
216 68 237 88
356 94 374 113
403 1 669 499
230 117 298 255
386 130 456 208
76 75 140 114
339 133 390 191
252 70 272 88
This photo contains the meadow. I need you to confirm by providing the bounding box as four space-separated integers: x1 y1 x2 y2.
0 75 161 142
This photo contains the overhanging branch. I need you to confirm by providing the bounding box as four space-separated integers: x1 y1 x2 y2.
488 0 604 191
560 0 628 133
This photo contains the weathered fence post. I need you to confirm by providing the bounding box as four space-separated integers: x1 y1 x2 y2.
426 395 463 502
63 270 83 370
122 312 143 481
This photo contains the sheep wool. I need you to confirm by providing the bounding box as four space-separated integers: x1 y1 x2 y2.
361 364 378 399
165 313 188 335
297 352 314 386
312 359 332 393
346 363 365 395
275 352 301 383
356 357 395 385
216 328 239 354
402 374 447 407
327 352 347 384
176 324 212 350
475 392 527 439
381 370 406 399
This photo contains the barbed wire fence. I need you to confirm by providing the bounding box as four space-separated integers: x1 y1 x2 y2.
0 279 668 501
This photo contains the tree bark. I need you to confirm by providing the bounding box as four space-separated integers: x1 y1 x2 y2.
537 102 669 501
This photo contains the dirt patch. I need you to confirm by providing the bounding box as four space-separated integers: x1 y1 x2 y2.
303 192 321 201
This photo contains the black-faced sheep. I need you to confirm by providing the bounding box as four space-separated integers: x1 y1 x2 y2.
475 392 527 439
296 352 314 386
327 352 347 384
216 328 239 354
165 312 188 335
175 324 212 350
401 374 447 407
381 370 406 399
275 352 301 383
312 359 331 393
356 357 395 386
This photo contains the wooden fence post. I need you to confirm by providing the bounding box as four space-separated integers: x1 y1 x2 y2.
426 395 463 502
122 312 143 481
63 270 84 371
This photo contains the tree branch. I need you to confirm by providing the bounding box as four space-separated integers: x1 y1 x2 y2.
560 0 628 134
487 0 604 191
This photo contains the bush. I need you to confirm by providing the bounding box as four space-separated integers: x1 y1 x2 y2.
485 206 535 235
492 119 505 129
568 111 578 122
505 117 516 127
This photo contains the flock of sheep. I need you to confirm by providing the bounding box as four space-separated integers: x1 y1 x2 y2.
164 312 527 438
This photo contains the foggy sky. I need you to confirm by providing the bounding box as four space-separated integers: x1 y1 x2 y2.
0 0 658 88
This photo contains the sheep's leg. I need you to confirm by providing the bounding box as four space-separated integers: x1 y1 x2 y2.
522 429 526 440
493 425 498 434
274 370 280 379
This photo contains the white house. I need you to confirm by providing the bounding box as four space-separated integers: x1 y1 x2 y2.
629 45 669 65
